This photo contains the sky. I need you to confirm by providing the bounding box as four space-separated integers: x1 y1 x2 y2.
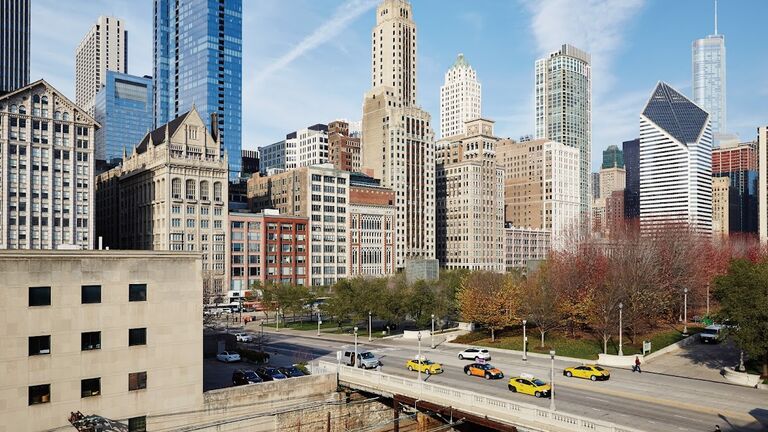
31 0 768 171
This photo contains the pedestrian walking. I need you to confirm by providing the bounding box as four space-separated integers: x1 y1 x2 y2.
713 425 721 432
633 356 642 373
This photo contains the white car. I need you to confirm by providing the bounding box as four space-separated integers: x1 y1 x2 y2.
216 351 241 363
234 333 253 343
458 347 491 361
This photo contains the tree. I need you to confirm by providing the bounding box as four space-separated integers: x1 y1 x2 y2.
520 263 563 347
456 272 521 341
407 280 436 328
714 259 768 377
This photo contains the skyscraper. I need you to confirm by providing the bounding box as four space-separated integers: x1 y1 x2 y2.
712 140 758 234
692 1 726 139
623 138 640 220
0 0 30 95
640 82 712 234
440 53 481 138
153 0 243 180
535 44 592 230
75 16 128 116
602 145 624 169
362 0 436 269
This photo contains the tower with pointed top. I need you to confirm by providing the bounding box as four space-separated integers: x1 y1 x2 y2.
440 53 482 138
692 0 726 142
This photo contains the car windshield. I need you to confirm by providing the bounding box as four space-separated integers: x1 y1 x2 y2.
360 352 375 359
594 366 605 371
479 350 488 353
703 329 718 335
245 371 258 379
479 364 493 370
422 360 434 365
533 379 547 386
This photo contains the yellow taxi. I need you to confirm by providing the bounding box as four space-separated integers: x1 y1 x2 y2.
563 364 610 381
464 362 504 380
507 373 551 398
406 356 443 375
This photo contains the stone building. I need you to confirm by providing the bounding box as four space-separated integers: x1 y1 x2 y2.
348 172 396 276
504 225 551 272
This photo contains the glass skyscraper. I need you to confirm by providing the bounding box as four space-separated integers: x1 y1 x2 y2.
94 71 153 165
0 0 30 95
692 2 725 140
153 0 243 180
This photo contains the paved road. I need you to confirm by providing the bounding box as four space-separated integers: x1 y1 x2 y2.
254 329 768 432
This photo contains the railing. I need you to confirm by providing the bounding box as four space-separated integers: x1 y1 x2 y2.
313 361 645 432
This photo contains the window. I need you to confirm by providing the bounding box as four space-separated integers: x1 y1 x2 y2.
200 180 209 200
129 284 147 301
81 285 101 304
81 378 101 397
81 332 101 350
29 286 51 306
29 335 51 356
186 179 195 200
213 182 222 201
129 328 147 346
171 178 182 199
128 417 147 432
129 372 147 391
29 384 50 405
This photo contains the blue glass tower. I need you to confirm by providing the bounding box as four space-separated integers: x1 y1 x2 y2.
0 0 30 95
94 71 153 165
153 0 243 180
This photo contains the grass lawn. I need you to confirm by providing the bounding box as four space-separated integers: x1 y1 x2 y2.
282 321 338 331
453 325 703 360
281 320 390 338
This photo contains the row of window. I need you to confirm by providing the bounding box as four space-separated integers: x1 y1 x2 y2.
29 328 147 355
28 283 146 306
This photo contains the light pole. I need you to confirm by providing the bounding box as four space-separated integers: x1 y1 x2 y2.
522 319 528 361
417 331 422 382
430 314 435 349
354 326 359 368
368 311 372 342
259 320 264 352
618 302 624 357
683 288 689 336
275 309 280 332
549 350 556 411
317 312 322 337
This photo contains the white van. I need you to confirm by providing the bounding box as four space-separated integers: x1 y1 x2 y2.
700 324 724 344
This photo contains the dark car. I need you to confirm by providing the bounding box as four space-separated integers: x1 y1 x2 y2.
256 367 287 381
278 366 307 378
232 369 263 386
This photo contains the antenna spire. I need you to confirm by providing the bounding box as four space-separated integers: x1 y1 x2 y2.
714 0 718 35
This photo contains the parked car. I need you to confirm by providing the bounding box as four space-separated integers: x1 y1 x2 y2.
256 367 287 381
563 365 610 381
278 366 306 378
232 369 262 385
700 324 725 344
458 347 491 361
234 332 253 343
216 351 241 363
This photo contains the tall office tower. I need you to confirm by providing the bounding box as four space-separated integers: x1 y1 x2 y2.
756 126 768 242
640 82 712 234
0 80 98 249
436 119 504 272
0 0 30 95
154 0 243 180
599 148 625 200
328 120 361 172
440 53 481 138
692 1 726 140
711 176 730 238
712 140 758 233
591 172 600 200
602 145 624 169
535 44 591 230
75 16 127 116
94 71 153 166
623 138 640 220
362 0 436 269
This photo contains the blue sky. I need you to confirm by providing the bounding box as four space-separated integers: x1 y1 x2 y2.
31 0 768 170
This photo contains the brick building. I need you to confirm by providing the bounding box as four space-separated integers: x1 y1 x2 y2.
328 120 361 172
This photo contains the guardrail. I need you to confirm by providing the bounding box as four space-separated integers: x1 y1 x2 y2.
313 361 646 432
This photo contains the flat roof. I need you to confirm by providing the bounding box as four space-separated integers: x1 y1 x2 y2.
0 250 201 259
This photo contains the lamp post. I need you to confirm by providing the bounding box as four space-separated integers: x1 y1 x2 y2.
275 309 280 332
353 326 359 368
549 350 556 411
430 314 435 349
417 331 422 382
317 312 322 337
368 311 372 342
522 319 528 361
618 302 624 357
259 320 264 352
683 288 689 336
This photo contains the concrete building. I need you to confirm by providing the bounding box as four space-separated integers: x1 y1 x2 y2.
498 138 580 249
757 127 768 242
712 176 730 237
692 2 726 139
0 0 30 95
75 16 127 116
328 120 361 172
592 198 606 233
623 138 640 220
362 0 436 270
349 173 396 276
154 0 242 180
712 140 758 234
591 172 600 200
436 118 504 272
604 189 626 234
599 167 625 200
0 250 202 431
504 226 551 272
226 210 309 296
94 107 229 296
259 140 286 174
93 71 153 166
440 53 481 138
240 149 259 177
292 124 328 170
640 82 712 234
535 44 591 230
0 80 98 250
247 164 350 286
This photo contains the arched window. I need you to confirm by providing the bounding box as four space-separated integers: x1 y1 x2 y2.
18 105 26 114
62 112 70 121
32 94 40 104
10 105 17 113
213 182 222 201
54 111 62 120
186 179 195 200
200 180 209 200
41 96 48 105
171 178 182 199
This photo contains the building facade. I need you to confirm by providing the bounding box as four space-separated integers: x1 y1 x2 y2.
712 176 730 237
328 120 361 172
153 0 242 180
757 126 768 242
535 44 591 229
440 53 481 139
0 250 203 431
504 226 551 272
692 15 726 138
291 124 328 170
591 172 600 200
0 80 97 250
247 164 350 286
94 107 229 296
349 173 396 276
362 0 436 270
639 82 712 234
94 71 153 165
712 140 758 234
623 138 640 220
602 144 624 169
75 16 128 116
240 149 259 176
259 140 285 174
436 118 504 272
0 0 30 95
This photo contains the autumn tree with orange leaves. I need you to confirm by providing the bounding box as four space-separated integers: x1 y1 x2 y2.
456 271 522 341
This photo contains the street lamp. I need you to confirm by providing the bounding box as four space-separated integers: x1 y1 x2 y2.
275 309 280 332
259 320 264 352
522 319 528 361
683 288 689 335
317 312 322 337
417 331 422 382
618 302 624 357
549 350 556 411
430 314 435 349
353 326 359 368
368 311 372 342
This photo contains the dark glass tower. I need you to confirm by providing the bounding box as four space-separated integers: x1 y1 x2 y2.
0 0 30 95
623 138 640 220
153 0 242 180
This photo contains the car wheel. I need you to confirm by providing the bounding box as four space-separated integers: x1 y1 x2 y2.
590 375 597 381
408 366 413 371
465 369 472 376
485 373 491 380
535 391 542 398
508 385 516 392
458 354 464 360
565 371 572 377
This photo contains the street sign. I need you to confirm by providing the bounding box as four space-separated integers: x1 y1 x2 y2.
642 340 651 354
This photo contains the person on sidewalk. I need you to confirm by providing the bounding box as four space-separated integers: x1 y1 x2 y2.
632 356 642 373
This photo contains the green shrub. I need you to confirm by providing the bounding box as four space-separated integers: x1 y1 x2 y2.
236 348 270 363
